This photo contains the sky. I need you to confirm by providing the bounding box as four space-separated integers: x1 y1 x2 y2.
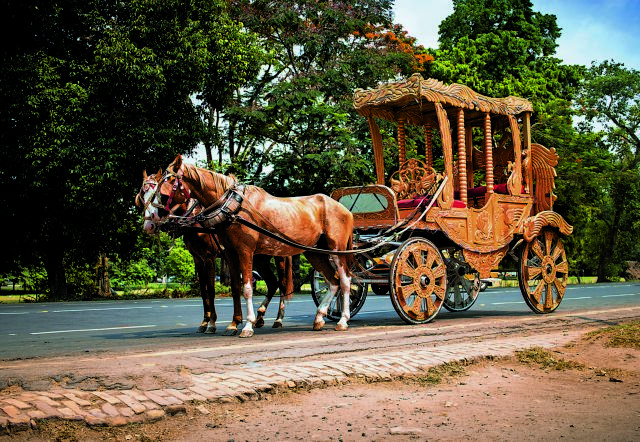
393 0 640 70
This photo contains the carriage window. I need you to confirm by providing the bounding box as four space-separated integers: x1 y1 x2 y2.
338 193 389 214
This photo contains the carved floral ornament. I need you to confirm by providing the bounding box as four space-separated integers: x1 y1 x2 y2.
353 74 533 122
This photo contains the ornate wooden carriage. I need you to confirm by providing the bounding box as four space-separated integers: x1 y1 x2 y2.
312 74 573 324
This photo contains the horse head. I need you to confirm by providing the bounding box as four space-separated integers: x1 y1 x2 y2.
136 158 193 235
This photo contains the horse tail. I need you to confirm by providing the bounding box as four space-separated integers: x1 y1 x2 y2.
343 235 355 277
284 256 295 301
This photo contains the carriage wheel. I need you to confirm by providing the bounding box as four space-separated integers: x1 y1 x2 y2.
442 249 481 312
518 229 568 314
389 238 447 324
310 270 368 321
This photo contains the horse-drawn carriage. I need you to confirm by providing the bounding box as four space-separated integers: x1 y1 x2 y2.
140 74 573 336
312 73 573 325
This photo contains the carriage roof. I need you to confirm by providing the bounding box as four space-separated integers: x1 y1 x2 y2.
353 73 533 126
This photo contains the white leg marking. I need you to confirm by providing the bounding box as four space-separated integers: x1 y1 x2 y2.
240 281 255 338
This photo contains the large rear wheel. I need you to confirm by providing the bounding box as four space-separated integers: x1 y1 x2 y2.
389 238 447 324
518 229 568 313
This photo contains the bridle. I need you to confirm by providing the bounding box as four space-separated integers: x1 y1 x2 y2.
137 169 192 224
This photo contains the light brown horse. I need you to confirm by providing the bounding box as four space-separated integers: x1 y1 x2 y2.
152 155 354 337
136 170 294 335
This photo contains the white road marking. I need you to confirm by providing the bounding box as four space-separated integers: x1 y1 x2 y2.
602 293 637 298
49 307 154 313
29 325 156 335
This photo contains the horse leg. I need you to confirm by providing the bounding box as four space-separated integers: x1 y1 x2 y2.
223 252 243 336
239 254 257 338
334 255 352 332
195 261 209 333
203 254 217 334
273 256 294 328
305 253 340 331
253 256 277 329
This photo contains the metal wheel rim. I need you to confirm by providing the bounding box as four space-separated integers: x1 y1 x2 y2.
389 237 447 324
518 229 568 314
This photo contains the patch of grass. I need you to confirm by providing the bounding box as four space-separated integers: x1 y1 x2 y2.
585 321 640 350
412 361 468 385
516 347 585 371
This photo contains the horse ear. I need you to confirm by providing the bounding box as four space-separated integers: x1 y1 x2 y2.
155 168 163 180
174 154 183 171
142 169 148 180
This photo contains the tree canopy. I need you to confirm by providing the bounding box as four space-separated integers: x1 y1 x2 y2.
0 0 261 297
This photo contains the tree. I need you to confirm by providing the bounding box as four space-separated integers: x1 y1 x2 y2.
0 0 261 299
573 61 640 281
165 238 196 286
218 0 433 195
427 0 581 104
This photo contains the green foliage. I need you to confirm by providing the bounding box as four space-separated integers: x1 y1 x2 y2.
427 0 582 106
567 61 640 280
223 0 432 195
111 259 156 288
1 0 261 298
165 239 196 286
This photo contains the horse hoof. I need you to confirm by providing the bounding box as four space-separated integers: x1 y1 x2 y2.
204 326 216 334
272 321 283 329
223 328 238 336
313 320 325 331
239 329 254 338
255 318 265 329
335 323 349 331
196 325 207 333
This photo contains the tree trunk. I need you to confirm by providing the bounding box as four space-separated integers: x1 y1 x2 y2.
96 253 112 297
44 247 67 301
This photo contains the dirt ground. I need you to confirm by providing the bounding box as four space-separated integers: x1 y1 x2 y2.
4 327 640 442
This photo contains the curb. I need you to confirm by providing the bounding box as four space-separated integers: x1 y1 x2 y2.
0 331 581 435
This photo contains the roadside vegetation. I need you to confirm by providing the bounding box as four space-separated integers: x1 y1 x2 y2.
2 0 639 302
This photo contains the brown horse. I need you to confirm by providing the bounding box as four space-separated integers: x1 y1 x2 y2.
136 170 294 335
151 155 354 337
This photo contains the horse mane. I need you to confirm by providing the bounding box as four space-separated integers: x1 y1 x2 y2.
182 162 236 196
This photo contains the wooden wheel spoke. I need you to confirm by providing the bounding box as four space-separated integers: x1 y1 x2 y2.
531 279 545 304
551 243 565 261
552 277 566 298
543 283 554 309
433 285 446 301
544 230 554 255
424 296 437 316
527 265 543 280
425 249 437 268
531 240 545 261
403 294 422 316
432 263 447 280
556 260 569 275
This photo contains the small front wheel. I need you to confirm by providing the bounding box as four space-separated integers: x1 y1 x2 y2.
442 249 481 312
389 238 447 324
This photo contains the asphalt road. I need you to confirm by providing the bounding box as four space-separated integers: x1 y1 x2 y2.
1 282 639 361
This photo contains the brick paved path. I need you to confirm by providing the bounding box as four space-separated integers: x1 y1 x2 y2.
0 331 582 434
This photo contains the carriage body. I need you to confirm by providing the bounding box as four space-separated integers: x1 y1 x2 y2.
322 74 573 324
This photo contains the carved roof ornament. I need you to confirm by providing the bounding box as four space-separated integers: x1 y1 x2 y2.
353 74 533 125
